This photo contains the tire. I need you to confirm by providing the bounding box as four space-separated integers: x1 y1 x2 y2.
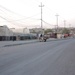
44 39 46 42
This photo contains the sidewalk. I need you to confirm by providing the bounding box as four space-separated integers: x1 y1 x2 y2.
0 39 39 47
0 38 67 48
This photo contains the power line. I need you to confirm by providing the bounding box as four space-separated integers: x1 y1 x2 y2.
0 13 40 22
0 4 40 22
45 6 57 14
0 5 40 23
0 4 26 17
42 20 55 26
0 13 41 28
45 6 66 26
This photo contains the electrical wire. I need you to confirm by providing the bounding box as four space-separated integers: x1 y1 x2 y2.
0 4 40 21
0 4 26 17
42 20 55 26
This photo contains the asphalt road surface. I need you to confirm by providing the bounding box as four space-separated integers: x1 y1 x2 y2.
0 38 75 75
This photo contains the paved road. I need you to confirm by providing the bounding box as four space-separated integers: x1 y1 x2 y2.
0 38 75 75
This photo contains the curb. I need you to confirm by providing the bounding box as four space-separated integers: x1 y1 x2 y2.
3 40 39 47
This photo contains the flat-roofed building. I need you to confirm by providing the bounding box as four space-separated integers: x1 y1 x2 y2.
0 25 13 41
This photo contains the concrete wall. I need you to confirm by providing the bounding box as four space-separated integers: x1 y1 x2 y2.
0 26 37 41
0 25 13 36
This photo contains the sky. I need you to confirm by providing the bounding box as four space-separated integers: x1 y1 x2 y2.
0 0 75 29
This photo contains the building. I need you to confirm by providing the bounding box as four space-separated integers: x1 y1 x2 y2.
11 28 30 34
10 28 37 40
0 25 13 41
0 26 40 41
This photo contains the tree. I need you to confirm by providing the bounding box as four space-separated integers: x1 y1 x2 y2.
44 29 53 34
62 28 70 34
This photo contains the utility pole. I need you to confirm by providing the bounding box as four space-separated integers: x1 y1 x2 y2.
64 20 66 28
69 24 71 28
55 14 59 33
39 2 44 29
69 24 71 34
